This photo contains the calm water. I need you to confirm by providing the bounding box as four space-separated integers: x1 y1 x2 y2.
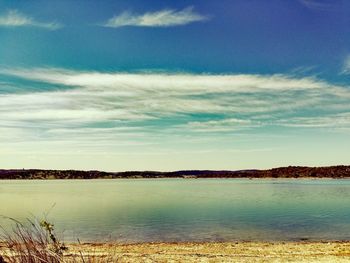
0 179 350 242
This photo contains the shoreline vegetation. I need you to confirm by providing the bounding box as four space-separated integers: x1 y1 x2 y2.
0 165 349 180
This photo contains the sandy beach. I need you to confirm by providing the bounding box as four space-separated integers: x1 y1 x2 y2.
2 241 350 262
63 241 350 262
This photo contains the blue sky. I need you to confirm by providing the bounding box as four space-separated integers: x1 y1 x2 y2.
0 0 350 171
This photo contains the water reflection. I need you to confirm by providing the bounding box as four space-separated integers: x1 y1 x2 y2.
0 179 350 242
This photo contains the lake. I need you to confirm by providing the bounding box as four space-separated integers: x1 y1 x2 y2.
0 179 350 242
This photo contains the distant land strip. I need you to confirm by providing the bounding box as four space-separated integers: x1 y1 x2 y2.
0 166 350 179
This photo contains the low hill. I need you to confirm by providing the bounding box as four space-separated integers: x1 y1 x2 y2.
0 166 349 179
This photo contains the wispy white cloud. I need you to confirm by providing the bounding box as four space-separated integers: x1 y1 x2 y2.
0 9 62 30
179 118 257 133
0 68 331 92
103 6 208 28
1 68 350 154
299 0 337 11
341 55 350 74
277 112 350 129
2 68 349 119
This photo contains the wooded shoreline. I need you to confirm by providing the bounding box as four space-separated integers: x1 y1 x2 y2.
0 165 349 179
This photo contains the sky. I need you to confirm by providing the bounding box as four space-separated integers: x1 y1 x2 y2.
0 0 350 171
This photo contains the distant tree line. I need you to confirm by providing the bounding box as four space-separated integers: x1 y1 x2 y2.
0 166 349 179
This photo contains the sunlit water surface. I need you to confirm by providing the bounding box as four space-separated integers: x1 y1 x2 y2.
0 179 350 242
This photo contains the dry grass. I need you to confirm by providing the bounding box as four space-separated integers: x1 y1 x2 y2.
0 218 116 263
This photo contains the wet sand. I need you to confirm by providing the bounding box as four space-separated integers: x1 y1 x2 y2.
65 241 350 262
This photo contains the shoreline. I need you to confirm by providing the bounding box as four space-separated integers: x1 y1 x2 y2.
1 166 350 180
53 241 350 262
3 241 350 262
1 177 350 181
2 241 350 262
